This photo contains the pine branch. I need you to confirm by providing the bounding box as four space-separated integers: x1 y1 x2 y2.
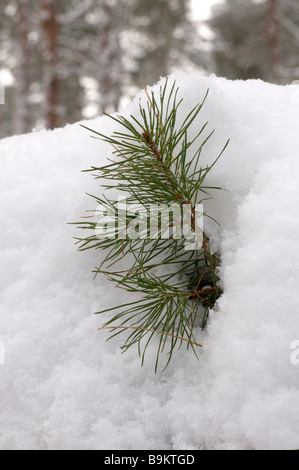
75 79 229 371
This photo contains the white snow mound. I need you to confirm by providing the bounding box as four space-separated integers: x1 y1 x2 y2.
1 71 299 450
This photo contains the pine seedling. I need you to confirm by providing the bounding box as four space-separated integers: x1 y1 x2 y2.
76 79 229 371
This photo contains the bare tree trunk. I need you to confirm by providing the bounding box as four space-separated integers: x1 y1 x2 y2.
42 0 59 129
266 0 280 83
14 0 30 134
98 0 123 115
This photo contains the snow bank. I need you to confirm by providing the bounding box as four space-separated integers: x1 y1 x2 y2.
1 71 299 450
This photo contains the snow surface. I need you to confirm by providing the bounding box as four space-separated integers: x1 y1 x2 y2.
1 71 299 450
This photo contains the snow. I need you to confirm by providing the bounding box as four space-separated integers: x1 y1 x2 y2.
1 71 299 450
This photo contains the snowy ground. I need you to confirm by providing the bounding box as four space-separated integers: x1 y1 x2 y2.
1 72 299 450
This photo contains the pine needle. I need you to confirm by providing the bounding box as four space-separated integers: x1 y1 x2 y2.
99 326 202 348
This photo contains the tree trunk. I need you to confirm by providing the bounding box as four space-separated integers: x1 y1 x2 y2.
98 0 123 114
266 0 280 83
14 0 30 134
42 0 59 129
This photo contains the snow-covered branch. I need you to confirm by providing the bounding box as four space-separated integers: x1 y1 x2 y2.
279 12 299 44
58 0 94 25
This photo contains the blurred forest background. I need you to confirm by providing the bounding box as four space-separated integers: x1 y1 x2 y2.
1 0 299 139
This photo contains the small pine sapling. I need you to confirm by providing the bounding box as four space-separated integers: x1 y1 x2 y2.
75 80 229 371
